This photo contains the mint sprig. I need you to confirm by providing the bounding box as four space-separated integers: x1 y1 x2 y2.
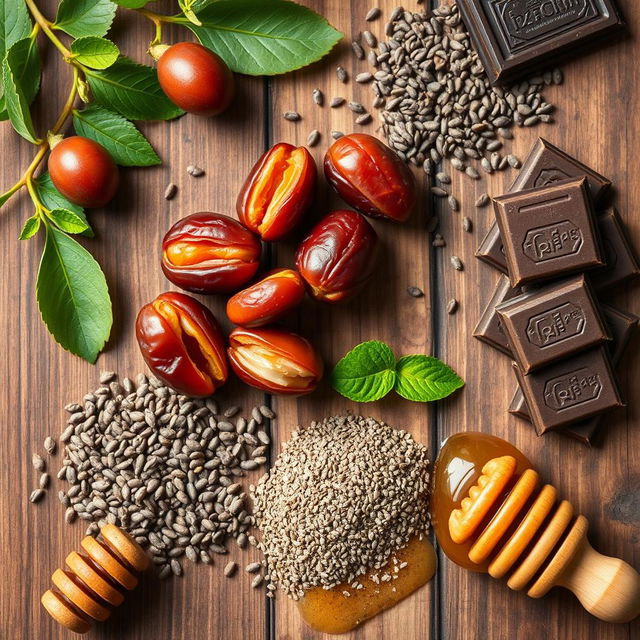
330 340 464 403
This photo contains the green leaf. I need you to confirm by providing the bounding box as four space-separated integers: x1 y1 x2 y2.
2 37 41 105
34 172 94 238
73 104 160 166
330 341 396 402
2 42 38 143
0 0 32 58
394 355 464 402
114 0 148 6
47 208 90 234
179 0 202 25
37 224 112 363
70 36 119 69
182 0 342 76
19 215 41 240
85 57 184 121
54 0 117 38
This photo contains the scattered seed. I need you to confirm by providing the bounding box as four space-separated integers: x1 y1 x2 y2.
431 186 448 197
32 454 45 473
507 154 521 169
186 165 204 177
312 88 324 106
433 234 446 248
224 561 238 577
447 299 459 315
246 562 261 573
39 473 50 490
436 172 451 184
365 7 381 21
307 130 321 147
448 195 459 212
475 193 490 208
251 574 264 588
462 217 473 232
348 101 366 114
450 256 463 271
465 166 480 180
44 436 56 455
407 286 424 298
283 111 301 122
331 131 344 140
330 97 345 108
99 371 116 384
336 66 348 83
29 489 45 504
352 41 365 60
362 31 378 48
164 183 177 200
355 113 372 125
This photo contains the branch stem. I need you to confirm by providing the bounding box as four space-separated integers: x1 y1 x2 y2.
25 0 72 59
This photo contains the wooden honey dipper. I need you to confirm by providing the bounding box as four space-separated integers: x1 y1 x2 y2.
41 524 149 634
447 454 640 623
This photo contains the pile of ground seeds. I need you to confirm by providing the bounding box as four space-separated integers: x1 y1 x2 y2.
251 415 431 600
369 3 559 180
55 372 272 580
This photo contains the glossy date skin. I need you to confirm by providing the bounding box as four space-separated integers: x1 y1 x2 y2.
295 210 378 303
136 292 228 397
324 133 417 222
162 212 262 294
226 268 306 327
237 143 316 241
227 327 323 395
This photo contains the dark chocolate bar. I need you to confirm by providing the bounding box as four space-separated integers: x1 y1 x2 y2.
509 306 638 444
493 178 604 287
473 274 522 355
476 138 612 273
591 209 640 291
458 0 624 85
496 275 610 373
513 346 625 434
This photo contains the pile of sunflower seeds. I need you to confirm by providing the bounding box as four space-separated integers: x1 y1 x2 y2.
56 372 272 580
370 4 559 176
251 415 430 600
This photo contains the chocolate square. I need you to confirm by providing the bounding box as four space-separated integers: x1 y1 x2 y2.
476 138 611 273
458 0 624 84
591 209 640 291
493 177 604 286
497 275 609 373
513 346 624 433
473 274 522 355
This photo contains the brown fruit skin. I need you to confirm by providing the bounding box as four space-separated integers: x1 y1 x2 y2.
158 42 235 116
295 210 378 303
48 136 119 208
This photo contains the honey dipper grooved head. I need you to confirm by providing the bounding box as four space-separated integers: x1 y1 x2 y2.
41 590 92 634
80 536 138 590
101 523 150 571
449 455 517 544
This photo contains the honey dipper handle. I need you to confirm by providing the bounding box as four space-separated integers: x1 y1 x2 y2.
557 538 640 623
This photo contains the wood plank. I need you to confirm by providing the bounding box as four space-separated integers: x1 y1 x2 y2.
268 2 435 639
0 2 269 638
434 0 640 638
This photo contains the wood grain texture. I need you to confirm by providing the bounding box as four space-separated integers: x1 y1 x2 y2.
0 0 639 639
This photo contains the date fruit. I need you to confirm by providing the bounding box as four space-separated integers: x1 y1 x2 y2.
237 143 316 241
157 42 235 116
295 210 378 302
228 327 322 395
162 212 261 294
136 292 228 397
226 268 306 327
48 136 119 208
324 133 416 222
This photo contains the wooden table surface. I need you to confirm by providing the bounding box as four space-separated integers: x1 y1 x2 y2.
1 1 639 639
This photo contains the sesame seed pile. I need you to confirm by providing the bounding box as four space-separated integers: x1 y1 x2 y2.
251 415 431 600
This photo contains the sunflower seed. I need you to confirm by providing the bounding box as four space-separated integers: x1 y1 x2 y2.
331 131 344 140
475 193 490 208
29 489 45 503
307 130 321 147
355 113 372 125
436 172 451 184
224 561 238 577
186 165 204 177
283 111 301 122
431 186 448 197
363 31 377 48
44 436 56 455
462 217 472 232
251 574 264 588
246 562 261 573
348 101 366 114
330 97 345 108
407 286 424 298
32 454 45 473
39 473 50 490
447 299 459 314
433 234 446 248
336 66 348 83
448 195 459 212
450 256 463 271
164 183 177 200
365 7 381 21
352 41 365 60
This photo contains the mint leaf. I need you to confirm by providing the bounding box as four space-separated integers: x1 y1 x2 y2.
85 57 184 121
37 224 112 363
34 172 94 238
70 36 119 69
394 355 464 402
73 104 160 166
2 40 39 143
330 341 396 402
182 0 342 76
47 208 90 234
19 215 41 239
54 0 117 38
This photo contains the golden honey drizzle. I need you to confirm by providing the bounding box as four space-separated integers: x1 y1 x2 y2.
297 534 436 634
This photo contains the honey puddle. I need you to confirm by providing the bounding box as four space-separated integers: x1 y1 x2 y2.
297 535 436 634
